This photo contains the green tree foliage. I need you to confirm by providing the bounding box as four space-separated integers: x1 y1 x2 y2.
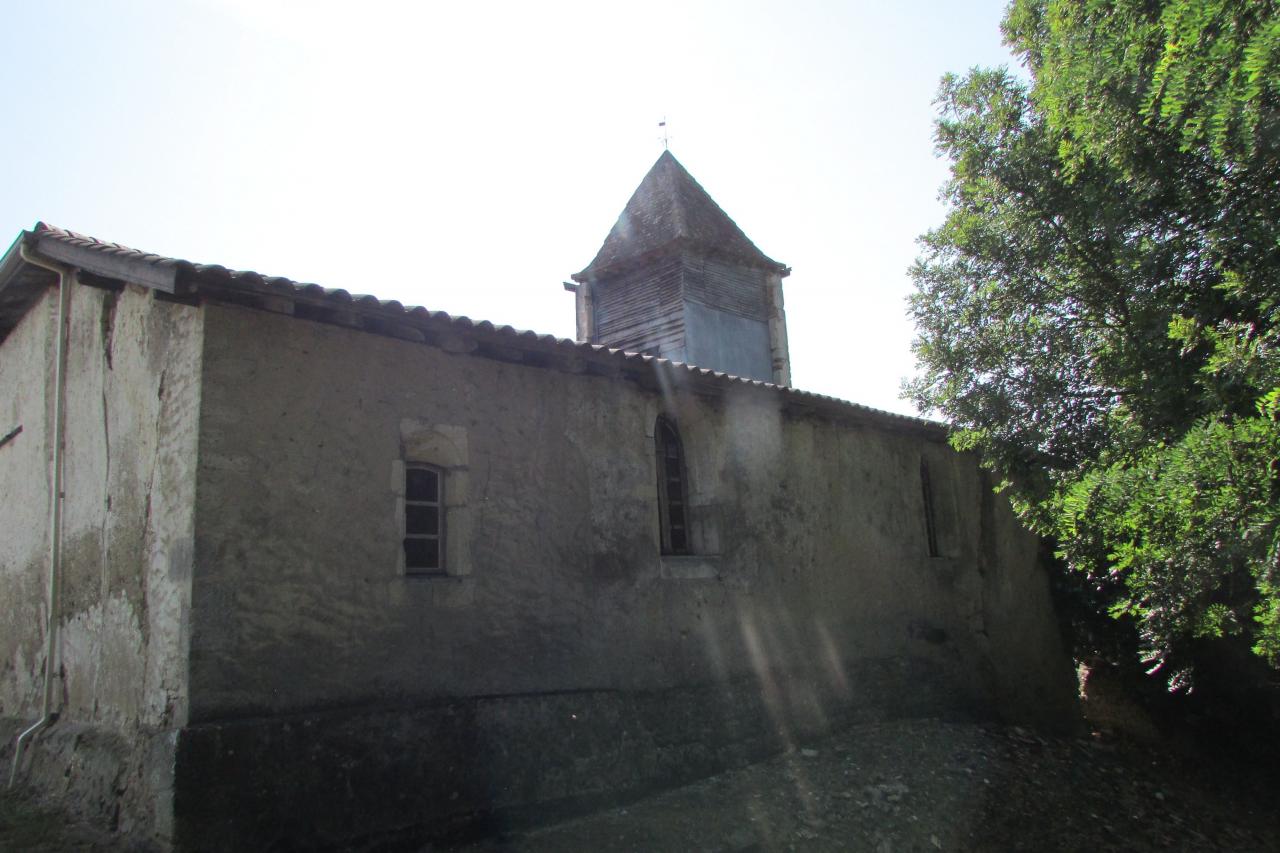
908 0 1280 684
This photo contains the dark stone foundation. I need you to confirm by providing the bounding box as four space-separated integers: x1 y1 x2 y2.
171 658 981 851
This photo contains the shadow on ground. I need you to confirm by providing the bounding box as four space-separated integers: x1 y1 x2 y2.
3 716 1277 852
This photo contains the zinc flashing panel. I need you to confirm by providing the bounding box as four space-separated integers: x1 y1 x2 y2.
683 301 773 383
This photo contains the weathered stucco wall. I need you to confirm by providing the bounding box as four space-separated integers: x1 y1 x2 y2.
0 280 201 838
181 302 1075 848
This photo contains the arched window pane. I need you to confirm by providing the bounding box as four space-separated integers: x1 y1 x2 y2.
405 462 444 572
656 418 690 555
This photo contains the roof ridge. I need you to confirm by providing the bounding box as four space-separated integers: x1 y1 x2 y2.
663 154 691 240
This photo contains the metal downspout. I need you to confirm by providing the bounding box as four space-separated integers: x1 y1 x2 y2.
8 245 74 788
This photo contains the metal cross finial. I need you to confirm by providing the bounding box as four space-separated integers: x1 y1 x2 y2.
658 117 669 151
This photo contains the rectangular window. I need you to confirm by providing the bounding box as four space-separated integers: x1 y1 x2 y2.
405 463 444 573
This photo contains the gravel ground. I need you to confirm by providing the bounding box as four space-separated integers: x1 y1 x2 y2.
3 718 1277 852
444 719 1279 853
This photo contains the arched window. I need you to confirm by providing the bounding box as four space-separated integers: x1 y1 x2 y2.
404 462 445 573
920 458 940 558
655 417 690 555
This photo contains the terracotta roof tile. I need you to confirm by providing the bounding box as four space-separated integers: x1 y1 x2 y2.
6 222 940 437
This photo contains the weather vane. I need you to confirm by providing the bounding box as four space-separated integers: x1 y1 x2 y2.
658 117 670 151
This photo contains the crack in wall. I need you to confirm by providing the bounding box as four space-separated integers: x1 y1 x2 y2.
100 361 112 603
93 307 113 722
138 367 167 655
100 290 117 372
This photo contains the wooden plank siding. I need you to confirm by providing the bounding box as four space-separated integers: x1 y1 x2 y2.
591 253 771 362
683 256 768 321
592 256 686 358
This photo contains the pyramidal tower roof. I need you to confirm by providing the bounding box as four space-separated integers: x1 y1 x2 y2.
573 151 787 282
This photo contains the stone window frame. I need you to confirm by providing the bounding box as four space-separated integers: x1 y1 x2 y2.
647 407 722 579
394 420 473 581
402 462 445 574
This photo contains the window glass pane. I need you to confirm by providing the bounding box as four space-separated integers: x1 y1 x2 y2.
405 504 438 535
404 537 440 570
656 417 692 556
406 467 439 501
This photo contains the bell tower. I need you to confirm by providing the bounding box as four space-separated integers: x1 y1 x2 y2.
566 151 791 386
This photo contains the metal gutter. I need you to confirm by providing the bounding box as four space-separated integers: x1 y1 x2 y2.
8 243 74 788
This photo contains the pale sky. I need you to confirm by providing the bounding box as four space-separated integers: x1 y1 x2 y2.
1 0 1018 416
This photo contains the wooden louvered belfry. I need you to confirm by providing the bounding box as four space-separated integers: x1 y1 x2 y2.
567 151 792 386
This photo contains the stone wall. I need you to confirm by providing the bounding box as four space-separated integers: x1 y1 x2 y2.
0 280 202 840
179 301 1077 847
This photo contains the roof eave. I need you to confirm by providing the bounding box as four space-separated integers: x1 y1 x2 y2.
0 224 194 344
0 229 30 288
0 229 58 344
572 240 790 284
30 228 182 294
